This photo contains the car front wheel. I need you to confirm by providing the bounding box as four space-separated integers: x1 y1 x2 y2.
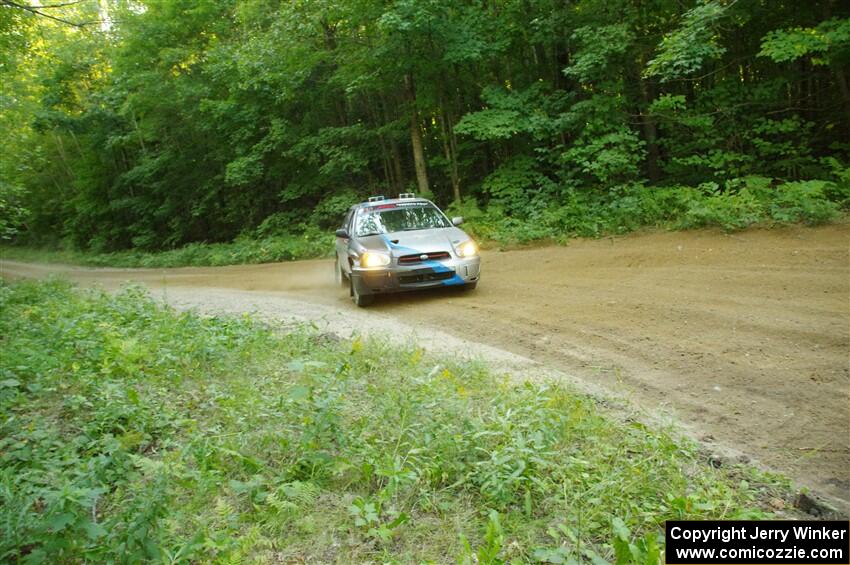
350 276 374 307
334 258 347 286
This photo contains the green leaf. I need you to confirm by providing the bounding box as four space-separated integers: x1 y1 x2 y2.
612 517 630 541
46 512 76 532
84 520 108 540
287 385 310 401
386 512 409 529
644 2 728 81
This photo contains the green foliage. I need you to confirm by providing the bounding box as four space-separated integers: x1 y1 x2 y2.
455 108 524 141
565 24 634 83
460 177 845 246
0 280 782 561
750 117 817 177
0 182 29 240
482 155 556 213
4 174 844 267
310 190 363 229
454 84 559 142
759 17 850 64
348 496 409 542
611 518 662 565
821 157 850 207
644 1 729 82
288 125 373 180
2 0 849 257
2 228 334 268
0 280 271 562
458 510 505 564
677 183 766 230
767 180 840 224
562 126 647 188
224 153 264 188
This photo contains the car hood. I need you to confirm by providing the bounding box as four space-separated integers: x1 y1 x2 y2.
358 227 469 256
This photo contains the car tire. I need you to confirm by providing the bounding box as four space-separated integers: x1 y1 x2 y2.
334 258 347 286
350 277 374 307
463 281 478 290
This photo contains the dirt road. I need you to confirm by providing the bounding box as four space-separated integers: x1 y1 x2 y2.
3 225 849 511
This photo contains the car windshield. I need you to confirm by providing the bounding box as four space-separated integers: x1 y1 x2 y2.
354 205 451 236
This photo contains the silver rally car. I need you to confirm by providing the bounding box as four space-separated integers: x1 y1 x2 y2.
334 194 481 306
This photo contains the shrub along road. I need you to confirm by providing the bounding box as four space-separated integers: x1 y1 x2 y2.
2 224 848 512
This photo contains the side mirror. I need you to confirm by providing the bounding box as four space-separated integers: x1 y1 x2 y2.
335 228 349 238
451 216 464 226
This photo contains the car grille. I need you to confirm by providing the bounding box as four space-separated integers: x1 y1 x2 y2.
398 251 451 265
399 271 454 284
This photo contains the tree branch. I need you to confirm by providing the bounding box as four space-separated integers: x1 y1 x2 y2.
25 0 87 8
0 0 102 28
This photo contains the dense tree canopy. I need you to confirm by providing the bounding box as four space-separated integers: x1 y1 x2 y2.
1 0 848 251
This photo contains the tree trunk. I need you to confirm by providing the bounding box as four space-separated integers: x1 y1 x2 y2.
633 53 661 183
439 108 461 202
130 107 146 154
367 94 396 190
834 66 850 129
639 79 661 183
52 131 75 181
404 73 430 194
379 93 405 190
390 138 405 190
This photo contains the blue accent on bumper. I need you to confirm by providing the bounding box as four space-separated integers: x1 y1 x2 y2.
441 274 467 286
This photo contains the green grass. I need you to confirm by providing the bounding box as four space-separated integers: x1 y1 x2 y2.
0 229 334 268
0 279 790 563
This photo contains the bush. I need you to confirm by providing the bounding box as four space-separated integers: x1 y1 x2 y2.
768 180 839 225
677 183 766 230
461 176 845 247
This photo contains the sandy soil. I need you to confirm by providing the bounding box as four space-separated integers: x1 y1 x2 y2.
2 225 848 512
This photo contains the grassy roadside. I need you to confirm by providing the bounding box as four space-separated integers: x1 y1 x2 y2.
0 280 790 563
0 230 335 269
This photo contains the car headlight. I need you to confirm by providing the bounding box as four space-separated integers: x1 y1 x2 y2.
456 240 478 258
360 251 391 267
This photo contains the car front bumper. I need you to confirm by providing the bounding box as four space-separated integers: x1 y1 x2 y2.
350 256 481 296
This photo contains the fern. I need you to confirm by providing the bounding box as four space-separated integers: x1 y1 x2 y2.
278 481 321 509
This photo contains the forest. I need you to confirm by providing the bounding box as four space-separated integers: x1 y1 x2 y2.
1 0 849 259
